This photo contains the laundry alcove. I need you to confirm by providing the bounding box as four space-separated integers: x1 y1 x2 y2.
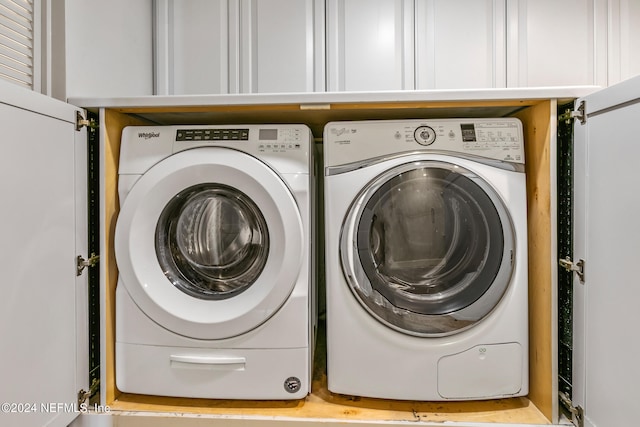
76 87 587 426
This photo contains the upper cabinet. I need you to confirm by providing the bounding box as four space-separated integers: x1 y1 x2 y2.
415 0 506 89
160 0 230 95
607 0 640 85
326 0 414 91
239 0 325 93
156 0 324 95
5 0 632 98
63 0 154 98
506 0 607 87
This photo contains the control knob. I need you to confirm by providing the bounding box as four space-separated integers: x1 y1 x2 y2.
414 126 436 146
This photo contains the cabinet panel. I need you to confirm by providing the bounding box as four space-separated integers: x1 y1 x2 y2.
159 0 323 94
507 0 607 87
63 0 154 98
416 0 506 89
572 78 640 427
168 0 230 95
327 0 414 91
240 0 324 93
608 0 640 85
0 82 87 427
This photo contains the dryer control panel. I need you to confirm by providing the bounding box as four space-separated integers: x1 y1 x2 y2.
324 118 525 167
404 120 523 161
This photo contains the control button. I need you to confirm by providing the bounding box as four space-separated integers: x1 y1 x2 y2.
176 128 250 142
414 126 436 146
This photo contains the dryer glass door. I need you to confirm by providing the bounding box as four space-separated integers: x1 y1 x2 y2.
342 161 515 336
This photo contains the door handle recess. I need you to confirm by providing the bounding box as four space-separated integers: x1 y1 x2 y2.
170 355 246 371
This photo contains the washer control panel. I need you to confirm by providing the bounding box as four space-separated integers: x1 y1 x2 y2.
174 127 303 152
176 128 249 141
257 127 303 152
120 125 311 175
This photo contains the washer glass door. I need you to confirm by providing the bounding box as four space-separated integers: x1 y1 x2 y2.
116 147 304 340
156 183 269 300
342 161 515 336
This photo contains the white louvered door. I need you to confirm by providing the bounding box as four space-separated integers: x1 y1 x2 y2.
0 0 39 90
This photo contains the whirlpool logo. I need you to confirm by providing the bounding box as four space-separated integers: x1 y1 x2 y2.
138 132 160 140
330 127 357 137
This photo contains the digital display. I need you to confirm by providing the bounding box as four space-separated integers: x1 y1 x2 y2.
460 124 477 142
259 129 278 141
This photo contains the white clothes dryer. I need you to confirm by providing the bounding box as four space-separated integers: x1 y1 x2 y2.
115 124 315 400
323 118 528 400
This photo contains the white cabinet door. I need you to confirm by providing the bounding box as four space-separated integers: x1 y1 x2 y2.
607 0 640 85
63 0 154 98
239 0 325 93
572 74 640 427
416 0 506 89
327 0 415 91
507 0 607 87
0 81 88 427
158 0 324 94
160 0 231 95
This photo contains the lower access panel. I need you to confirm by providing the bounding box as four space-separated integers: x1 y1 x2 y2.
116 344 310 400
437 343 523 399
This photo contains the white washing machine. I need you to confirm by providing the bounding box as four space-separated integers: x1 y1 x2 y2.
323 118 528 401
115 124 315 400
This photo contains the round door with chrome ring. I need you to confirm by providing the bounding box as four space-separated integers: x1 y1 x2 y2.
115 147 303 340
340 160 515 337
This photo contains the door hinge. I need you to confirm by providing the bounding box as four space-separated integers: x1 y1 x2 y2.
559 100 586 125
560 392 584 427
76 111 99 131
77 378 100 407
77 253 100 276
559 257 585 283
